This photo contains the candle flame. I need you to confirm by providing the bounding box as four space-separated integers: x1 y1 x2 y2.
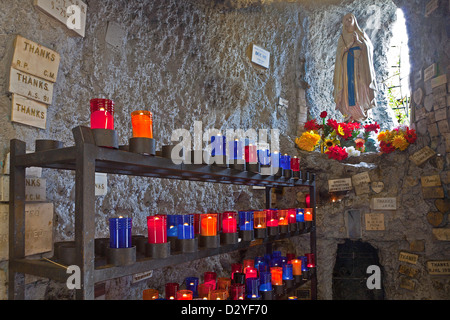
184 223 189 226
119 216 123 219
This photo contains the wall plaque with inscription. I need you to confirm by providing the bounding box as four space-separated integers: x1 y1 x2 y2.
11 94 48 129
421 175 441 187
328 178 352 192
399 251 419 265
11 35 60 83
409 146 436 166
365 213 385 231
426 260 450 275
8 68 54 105
371 197 396 210
424 63 437 82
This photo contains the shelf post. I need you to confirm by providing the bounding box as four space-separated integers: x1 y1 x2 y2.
309 180 317 300
72 127 97 300
8 139 26 300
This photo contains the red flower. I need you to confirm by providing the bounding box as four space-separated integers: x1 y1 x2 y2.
327 119 339 131
405 128 417 144
304 119 322 131
379 140 395 154
320 111 328 118
338 122 359 140
325 146 348 161
364 122 381 133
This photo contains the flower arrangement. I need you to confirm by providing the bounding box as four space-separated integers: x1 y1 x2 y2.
295 111 417 160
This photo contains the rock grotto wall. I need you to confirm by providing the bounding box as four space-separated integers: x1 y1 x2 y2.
0 0 448 300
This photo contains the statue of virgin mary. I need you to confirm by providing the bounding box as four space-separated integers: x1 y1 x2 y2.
333 13 378 122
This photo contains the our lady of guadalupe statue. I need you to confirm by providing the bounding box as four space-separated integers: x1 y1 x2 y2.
333 13 378 122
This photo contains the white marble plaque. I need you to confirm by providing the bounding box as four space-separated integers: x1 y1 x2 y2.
11 94 48 129
11 35 60 83
251 44 270 69
95 173 108 196
0 176 47 202
328 178 352 192
8 68 54 105
424 64 437 82
34 0 87 37
371 197 397 210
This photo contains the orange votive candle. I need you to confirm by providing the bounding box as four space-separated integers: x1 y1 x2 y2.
304 208 313 221
270 267 283 286
278 209 288 226
291 259 302 276
131 110 153 138
176 290 193 300
143 289 159 300
201 214 218 236
253 211 266 229
210 289 227 300
217 277 231 299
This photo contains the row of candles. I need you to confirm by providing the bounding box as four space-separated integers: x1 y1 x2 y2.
90 98 301 172
143 250 315 300
109 208 314 249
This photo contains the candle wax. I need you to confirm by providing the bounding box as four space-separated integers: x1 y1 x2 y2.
91 110 114 130
222 217 237 233
131 113 153 138
201 215 217 236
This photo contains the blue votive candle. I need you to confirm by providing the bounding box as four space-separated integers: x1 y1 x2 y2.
296 208 305 222
282 263 294 281
280 154 291 170
246 277 260 299
109 217 132 249
259 271 272 292
257 148 270 166
185 277 199 298
167 215 179 238
211 134 226 156
300 256 308 272
238 211 254 231
177 214 194 240
229 139 244 160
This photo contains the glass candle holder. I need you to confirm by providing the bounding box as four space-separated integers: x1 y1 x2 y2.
286 253 296 263
232 272 245 285
204 271 217 290
245 144 257 163
143 289 159 300
259 271 272 292
291 259 302 276
243 258 255 271
238 211 254 231
200 214 218 236
176 290 193 300
296 208 305 222
147 215 167 244
282 263 294 281
254 256 265 270
222 211 237 233
290 156 300 172
185 277 199 297
257 147 270 166
306 194 311 207
230 283 245 300
288 208 297 224
165 282 179 300
246 277 260 299
167 215 178 238
198 283 213 300
194 213 201 235
271 151 280 169
270 267 283 286
90 98 114 130
245 267 258 280
280 154 291 170
306 253 315 268
278 209 288 226
229 139 244 161
177 214 194 240
131 110 153 138
304 208 313 221
210 289 227 300
270 256 282 268
231 263 242 278
217 277 231 299
300 256 308 272
254 211 266 229
211 134 226 156
266 209 278 227
109 217 132 249
258 261 269 273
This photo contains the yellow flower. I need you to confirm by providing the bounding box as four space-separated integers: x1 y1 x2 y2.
392 135 409 151
296 131 321 152
337 125 345 136
377 131 389 142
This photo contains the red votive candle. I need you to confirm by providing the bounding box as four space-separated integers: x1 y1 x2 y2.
204 272 217 290
230 283 245 300
288 208 297 224
245 144 257 163
198 283 213 300
266 209 278 227
222 211 237 233
165 282 179 300
306 253 315 268
231 263 242 279
245 267 258 279
176 290 193 300
290 156 300 171
147 214 167 244
90 98 114 130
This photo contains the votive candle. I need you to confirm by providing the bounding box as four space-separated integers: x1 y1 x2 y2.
238 211 253 231
304 208 313 221
131 110 153 138
245 144 257 163
266 209 278 227
211 134 226 156
230 283 245 300
198 283 213 300
254 211 266 229
167 215 178 238
109 217 132 249
222 211 237 233
147 214 167 244
280 154 291 170
176 290 193 300
210 289 227 300
290 156 300 172
185 277 199 297
296 208 305 222
278 209 288 226
246 277 261 299
288 208 297 224
201 214 218 236
270 267 283 286
259 271 272 292
306 253 315 268
143 289 159 300
177 214 194 240
291 259 302 276
204 272 217 290
90 98 114 130
165 282 179 300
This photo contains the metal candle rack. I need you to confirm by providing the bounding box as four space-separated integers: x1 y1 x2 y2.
8 126 317 300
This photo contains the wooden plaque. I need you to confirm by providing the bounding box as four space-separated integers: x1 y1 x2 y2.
399 251 419 265
11 94 48 129
8 68 54 105
11 35 60 83
422 187 445 199
409 146 436 166
421 175 441 187
426 260 450 275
